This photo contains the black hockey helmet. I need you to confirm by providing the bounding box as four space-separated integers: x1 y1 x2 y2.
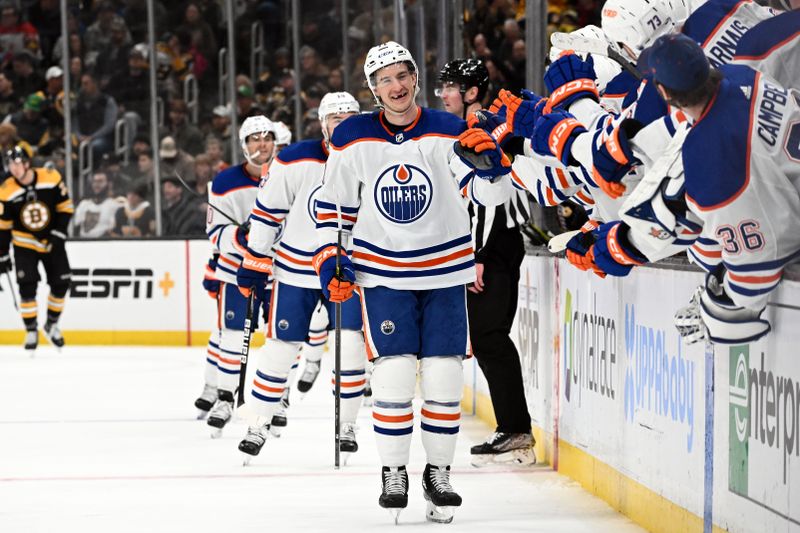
437 58 489 102
4 145 30 165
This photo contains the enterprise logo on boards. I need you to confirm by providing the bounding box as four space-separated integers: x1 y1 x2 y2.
373 164 432 224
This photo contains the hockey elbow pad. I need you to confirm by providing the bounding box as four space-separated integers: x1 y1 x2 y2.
544 53 599 111
531 110 587 167
591 119 643 199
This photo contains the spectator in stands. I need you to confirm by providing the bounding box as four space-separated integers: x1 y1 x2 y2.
28 0 60 62
203 137 227 173
95 19 132 90
236 83 262 122
106 45 149 137
100 152 134 196
40 66 65 124
327 67 345 93
161 175 204 236
68 56 82 92
300 12 340 63
208 104 232 162
123 0 168 44
85 2 131 58
72 170 121 237
163 99 204 156
193 153 212 202
75 71 118 164
5 93 48 152
177 2 217 66
502 39 526 94
6 51 44 99
51 11 79 65
132 148 155 187
0 3 41 62
299 45 329 89
472 33 493 62
0 122 31 175
112 182 155 237
0 71 20 116
159 135 195 184
483 58 506 103
497 19 521 67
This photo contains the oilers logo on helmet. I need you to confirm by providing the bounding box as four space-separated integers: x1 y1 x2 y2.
374 164 432 224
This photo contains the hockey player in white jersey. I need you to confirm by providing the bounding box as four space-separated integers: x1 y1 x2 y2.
568 34 800 345
313 41 513 524
234 91 366 463
734 0 799 91
204 115 276 436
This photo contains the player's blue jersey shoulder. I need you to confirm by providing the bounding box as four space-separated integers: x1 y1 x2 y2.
735 10 800 59
604 71 639 98
683 65 758 209
276 138 327 164
211 163 259 195
681 0 741 45
331 107 466 149
621 80 668 126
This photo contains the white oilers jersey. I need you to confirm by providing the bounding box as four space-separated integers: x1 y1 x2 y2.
683 65 800 310
734 10 800 91
316 107 513 290
207 163 265 284
248 138 328 289
681 0 776 68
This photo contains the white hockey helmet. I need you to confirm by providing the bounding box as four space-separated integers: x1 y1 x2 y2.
548 25 622 93
363 41 419 105
318 91 360 142
601 0 688 60
273 121 292 146
239 115 276 164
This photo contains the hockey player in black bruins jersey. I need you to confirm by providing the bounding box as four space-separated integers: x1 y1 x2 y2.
0 146 74 355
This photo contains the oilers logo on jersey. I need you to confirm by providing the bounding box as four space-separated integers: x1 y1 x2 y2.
374 163 432 224
306 184 323 223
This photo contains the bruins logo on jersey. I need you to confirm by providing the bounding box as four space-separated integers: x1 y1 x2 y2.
20 200 51 231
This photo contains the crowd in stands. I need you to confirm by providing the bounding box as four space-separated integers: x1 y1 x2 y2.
0 0 600 238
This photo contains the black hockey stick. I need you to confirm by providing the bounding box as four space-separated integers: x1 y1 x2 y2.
236 290 256 407
2 270 18 311
173 171 246 228
334 227 342 469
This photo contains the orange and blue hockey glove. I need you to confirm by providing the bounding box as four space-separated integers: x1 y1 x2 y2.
455 128 512 180
237 250 272 300
544 52 599 112
591 118 643 199
531 110 587 166
313 245 356 303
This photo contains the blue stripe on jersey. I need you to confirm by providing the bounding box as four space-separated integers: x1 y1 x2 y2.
727 281 780 297
280 242 315 256
374 426 413 436
316 200 359 214
206 357 219 367
355 260 474 278
353 234 472 258
317 221 354 231
331 108 466 148
216 263 237 276
681 0 742 48
735 10 800 59
255 197 289 214
211 164 259 195
274 260 317 275
458 174 471 190
250 214 281 228
340 369 366 376
252 390 281 403
420 422 459 435
687 249 718 273
723 248 800 273
697 236 718 245
256 370 287 383
218 367 240 375
340 390 365 399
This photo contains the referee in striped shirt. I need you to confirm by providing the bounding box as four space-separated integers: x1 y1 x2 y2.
437 59 535 465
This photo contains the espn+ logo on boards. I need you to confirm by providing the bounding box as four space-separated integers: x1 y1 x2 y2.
729 346 800 498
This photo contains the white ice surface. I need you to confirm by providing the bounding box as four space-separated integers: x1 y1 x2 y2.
0 345 644 533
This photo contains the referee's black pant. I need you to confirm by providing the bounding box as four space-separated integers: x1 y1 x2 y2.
467 234 531 434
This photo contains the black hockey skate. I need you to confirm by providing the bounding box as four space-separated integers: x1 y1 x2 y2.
339 423 358 453
43 321 65 349
270 390 289 437
207 389 234 438
296 360 320 394
238 422 270 465
194 384 217 419
470 432 537 467
379 466 408 525
422 464 462 524
24 329 38 357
